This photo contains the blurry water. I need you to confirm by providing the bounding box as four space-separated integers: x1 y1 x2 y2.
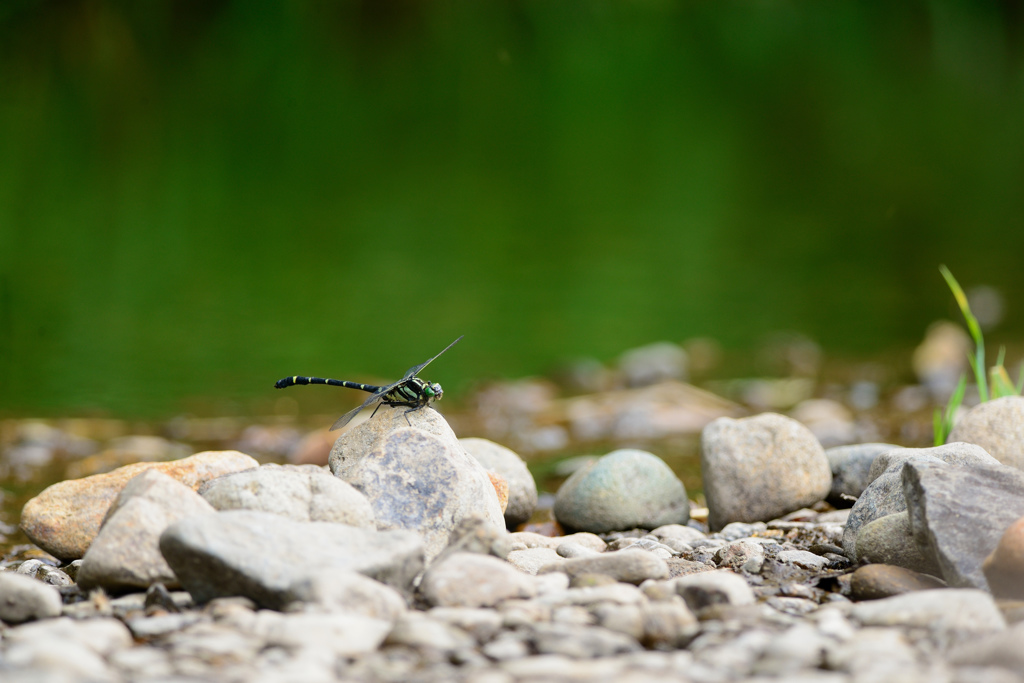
2 1 1024 417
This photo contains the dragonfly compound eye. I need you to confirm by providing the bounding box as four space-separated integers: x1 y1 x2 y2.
430 383 443 400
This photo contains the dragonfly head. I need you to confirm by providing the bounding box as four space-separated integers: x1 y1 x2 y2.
426 382 444 402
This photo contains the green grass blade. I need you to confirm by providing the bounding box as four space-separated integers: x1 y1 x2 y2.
935 373 967 445
940 265 988 402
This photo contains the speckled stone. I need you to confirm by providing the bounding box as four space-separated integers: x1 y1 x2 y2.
948 396 1024 470
553 449 689 533
700 413 831 531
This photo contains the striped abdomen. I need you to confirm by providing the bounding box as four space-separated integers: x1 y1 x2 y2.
274 376 382 393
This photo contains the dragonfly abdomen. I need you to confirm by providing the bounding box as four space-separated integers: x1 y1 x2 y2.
274 376 382 392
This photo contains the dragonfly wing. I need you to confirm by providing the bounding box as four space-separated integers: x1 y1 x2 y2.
329 386 393 431
401 335 464 379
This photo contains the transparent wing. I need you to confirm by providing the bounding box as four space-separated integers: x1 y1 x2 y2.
329 385 394 431
400 335 464 380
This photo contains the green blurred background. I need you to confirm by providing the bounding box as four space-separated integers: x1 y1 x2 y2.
2 0 1023 418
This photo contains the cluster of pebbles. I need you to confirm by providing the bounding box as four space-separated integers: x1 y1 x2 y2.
3 396 1024 682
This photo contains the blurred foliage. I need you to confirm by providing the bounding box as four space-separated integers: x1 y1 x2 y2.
1 0 1024 417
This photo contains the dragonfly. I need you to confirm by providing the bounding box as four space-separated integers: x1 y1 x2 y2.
274 336 463 431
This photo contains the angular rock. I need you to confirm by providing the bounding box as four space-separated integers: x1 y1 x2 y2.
420 552 537 608
700 413 831 531
332 425 504 561
159 510 424 608
849 564 947 601
0 571 63 624
948 395 1024 470
825 443 897 505
78 470 216 591
983 515 1024 600
20 450 258 560
902 457 1024 589
855 511 941 576
198 463 374 527
539 548 669 584
461 437 538 528
843 443 998 559
849 588 1005 634
553 449 689 533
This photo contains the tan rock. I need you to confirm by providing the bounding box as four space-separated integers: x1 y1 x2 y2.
20 450 258 560
488 471 510 514
983 515 1024 599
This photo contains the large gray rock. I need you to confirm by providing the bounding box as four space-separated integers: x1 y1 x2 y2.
855 511 942 576
0 571 63 624
460 437 538 528
825 443 897 505
553 449 689 533
199 463 374 527
331 418 504 562
78 470 216 591
948 396 1024 470
842 443 998 559
159 510 425 608
902 457 1024 589
700 413 831 531
419 552 537 608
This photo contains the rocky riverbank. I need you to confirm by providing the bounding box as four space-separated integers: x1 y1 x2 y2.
3 391 1024 682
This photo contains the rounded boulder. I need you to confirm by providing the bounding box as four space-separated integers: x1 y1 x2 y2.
553 449 689 534
700 413 831 531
